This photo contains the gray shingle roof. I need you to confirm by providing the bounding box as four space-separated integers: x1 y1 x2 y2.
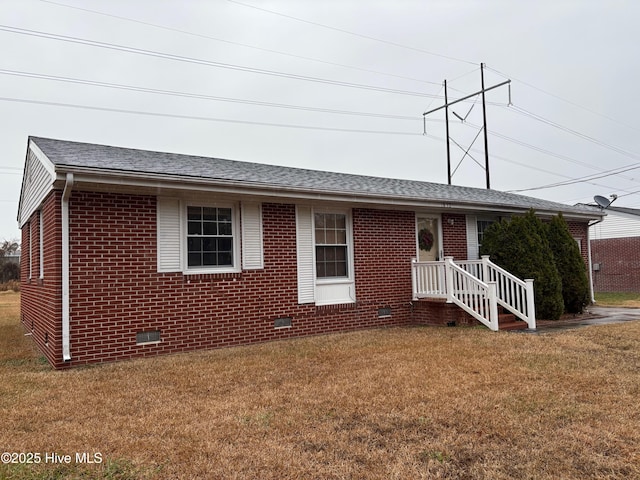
31 136 600 217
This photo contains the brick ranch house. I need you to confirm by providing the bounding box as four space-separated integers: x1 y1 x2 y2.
18 137 602 369
590 206 640 293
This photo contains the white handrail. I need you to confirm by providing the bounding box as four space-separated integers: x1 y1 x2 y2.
480 256 536 329
411 259 447 299
411 256 536 331
444 257 499 331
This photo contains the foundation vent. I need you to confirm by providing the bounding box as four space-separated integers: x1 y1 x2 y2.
378 307 392 318
136 330 161 344
274 317 292 328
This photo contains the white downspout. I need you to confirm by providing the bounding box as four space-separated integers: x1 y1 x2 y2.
62 173 74 361
587 218 602 305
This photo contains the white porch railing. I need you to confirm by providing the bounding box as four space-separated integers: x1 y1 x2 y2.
412 256 536 330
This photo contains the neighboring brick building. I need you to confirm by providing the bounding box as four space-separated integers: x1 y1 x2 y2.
590 207 640 293
18 137 602 368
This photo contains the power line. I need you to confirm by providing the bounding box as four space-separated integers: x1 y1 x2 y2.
0 96 425 136
508 104 640 162
226 0 477 66
434 138 639 197
0 69 425 122
487 66 640 133
463 120 640 184
0 24 442 99
38 0 441 87
617 189 640 198
506 164 640 193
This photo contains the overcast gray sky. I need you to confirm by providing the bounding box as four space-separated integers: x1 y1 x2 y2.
1 0 639 241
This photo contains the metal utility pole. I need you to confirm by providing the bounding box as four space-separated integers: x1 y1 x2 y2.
480 63 490 189
423 63 510 189
444 79 452 185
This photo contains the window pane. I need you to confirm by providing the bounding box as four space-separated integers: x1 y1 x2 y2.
202 238 215 252
336 246 346 261
315 229 326 244
218 252 233 266
219 222 232 236
188 221 202 235
336 262 347 277
326 214 336 229
336 230 346 244
326 247 336 261
335 215 346 229
187 207 201 221
202 221 216 235
325 230 336 244
188 237 202 252
314 213 325 228
188 253 201 267
203 253 216 265
202 207 217 221
219 238 233 251
326 262 336 277
218 208 232 222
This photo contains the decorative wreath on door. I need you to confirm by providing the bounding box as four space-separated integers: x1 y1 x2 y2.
418 228 434 252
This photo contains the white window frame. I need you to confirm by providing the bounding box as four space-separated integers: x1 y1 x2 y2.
312 208 355 305
476 218 496 251
183 202 241 275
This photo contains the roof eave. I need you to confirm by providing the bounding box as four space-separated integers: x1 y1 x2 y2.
51 166 603 221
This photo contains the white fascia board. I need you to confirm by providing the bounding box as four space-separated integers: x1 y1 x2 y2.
17 140 57 227
28 140 57 177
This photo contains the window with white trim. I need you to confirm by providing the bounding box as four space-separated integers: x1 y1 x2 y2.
315 212 348 278
295 207 355 306
157 198 260 274
187 206 234 268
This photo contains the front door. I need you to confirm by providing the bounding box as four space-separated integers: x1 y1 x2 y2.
417 216 441 262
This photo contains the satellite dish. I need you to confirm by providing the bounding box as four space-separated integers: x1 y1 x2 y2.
594 195 611 208
594 195 615 209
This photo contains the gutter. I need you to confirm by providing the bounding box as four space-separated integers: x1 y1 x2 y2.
55 168 603 222
61 173 74 361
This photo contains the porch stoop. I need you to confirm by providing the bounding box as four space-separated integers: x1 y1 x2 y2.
497 308 528 331
412 299 528 331
412 257 537 331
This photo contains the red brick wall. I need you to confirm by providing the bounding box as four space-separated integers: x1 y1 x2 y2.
48 192 420 367
352 208 415 319
567 221 589 265
442 213 467 260
20 191 63 367
591 237 640 292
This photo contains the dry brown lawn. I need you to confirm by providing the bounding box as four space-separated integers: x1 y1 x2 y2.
1 291 640 479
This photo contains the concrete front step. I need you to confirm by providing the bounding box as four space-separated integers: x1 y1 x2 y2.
498 312 528 330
